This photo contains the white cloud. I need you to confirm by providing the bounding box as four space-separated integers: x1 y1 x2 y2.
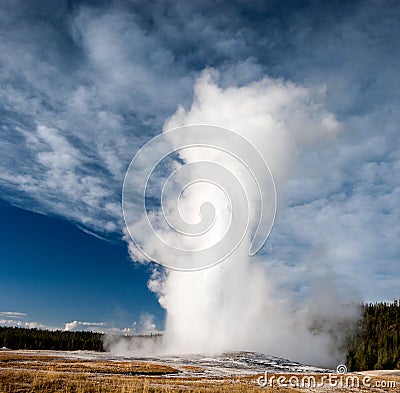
0 319 55 330
0 311 27 318
0 1 398 252
64 320 105 332
0 316 154 336
63 317 159 336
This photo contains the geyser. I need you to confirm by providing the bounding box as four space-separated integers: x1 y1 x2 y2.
118 70 359 368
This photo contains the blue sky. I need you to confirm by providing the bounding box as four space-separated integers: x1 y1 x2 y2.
0 201 162 332
0 0 399 331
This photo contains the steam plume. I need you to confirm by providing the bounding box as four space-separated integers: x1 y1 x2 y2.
118 70 359 368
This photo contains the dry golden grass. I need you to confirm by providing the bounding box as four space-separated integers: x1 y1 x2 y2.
0 352 177 375
1 351 399 392
0 369 281 393
180 365 205 373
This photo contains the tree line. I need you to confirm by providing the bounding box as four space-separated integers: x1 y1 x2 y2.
0 326 104 351
346 300 400 371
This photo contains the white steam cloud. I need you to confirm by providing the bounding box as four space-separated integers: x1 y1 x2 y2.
119 70 359 368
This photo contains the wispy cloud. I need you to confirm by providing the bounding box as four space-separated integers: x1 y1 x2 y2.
0 0 399 301
0 312 27 319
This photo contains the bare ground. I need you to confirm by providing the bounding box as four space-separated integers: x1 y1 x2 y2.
0 350 398 392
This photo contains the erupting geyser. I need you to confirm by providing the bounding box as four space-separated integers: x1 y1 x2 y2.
118 71 359 368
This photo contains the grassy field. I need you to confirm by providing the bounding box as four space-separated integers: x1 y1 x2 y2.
1 351 399 393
